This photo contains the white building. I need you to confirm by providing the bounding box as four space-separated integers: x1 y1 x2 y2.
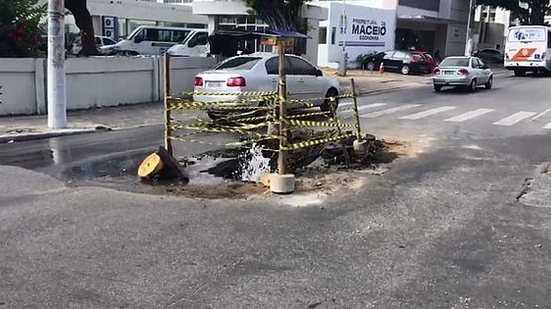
191 0 329 64
316 0 470 68
40 0 207 41
473 5 511 52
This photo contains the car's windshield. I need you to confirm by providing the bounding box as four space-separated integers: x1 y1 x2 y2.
215 57 262 71
440 57 469 67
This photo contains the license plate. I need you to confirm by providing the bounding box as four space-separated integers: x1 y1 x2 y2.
206 81 225 88
444 71 455 75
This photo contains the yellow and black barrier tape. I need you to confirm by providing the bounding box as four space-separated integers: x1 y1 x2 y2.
169 123 274 137
286 111 331 119
175 90 278 97
170 135 280 150
168 96 275 107
286 93 355 105
167 101 273 111
283 133 356 150
287 119 358 129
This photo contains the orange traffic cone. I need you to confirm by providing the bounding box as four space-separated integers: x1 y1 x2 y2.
379 62 385 74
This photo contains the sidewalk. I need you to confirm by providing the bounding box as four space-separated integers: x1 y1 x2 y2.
0 103 164 143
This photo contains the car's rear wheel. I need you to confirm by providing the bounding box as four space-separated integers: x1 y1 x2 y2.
401 65 410 75
485 76 493 89
434 84 442 92
321 88 339 117
469 79 477 92
514 69 525 77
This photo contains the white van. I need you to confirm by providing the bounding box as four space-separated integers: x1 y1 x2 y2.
100 26 196 56
504 25 551 76
167 30 209 57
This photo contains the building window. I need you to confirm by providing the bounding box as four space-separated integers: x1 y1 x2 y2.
319 27 327 44
331 27 336 45
118 18 127 39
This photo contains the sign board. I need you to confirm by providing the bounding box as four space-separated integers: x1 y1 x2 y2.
327 2 396 63
102 16 117 40
260 37 277 46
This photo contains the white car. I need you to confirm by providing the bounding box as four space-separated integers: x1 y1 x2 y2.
70 35 117 55
433 56 494 92
194 53 340 118
167 30 209 57
100 26 194 56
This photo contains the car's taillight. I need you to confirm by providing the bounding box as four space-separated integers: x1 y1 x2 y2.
194 77 204 87
433 68 441 75
458 69 469 76
227 76 246 87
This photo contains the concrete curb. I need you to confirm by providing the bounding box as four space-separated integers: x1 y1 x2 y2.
0 128 102 143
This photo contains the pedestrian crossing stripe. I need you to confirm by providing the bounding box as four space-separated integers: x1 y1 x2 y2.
492 111 536 126
444 108 495 122
400 106 456 120
360 104 421 118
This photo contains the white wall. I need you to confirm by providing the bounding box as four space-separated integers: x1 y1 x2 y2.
317 2 396 68
0 56 215 116
0 59 42 115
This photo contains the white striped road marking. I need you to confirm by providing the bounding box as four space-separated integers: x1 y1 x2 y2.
543 122 551 129
339 102 387 111
531 107 551 121
493 111 536 126
444 108 495 123
400 106 456 120
360 104 420 118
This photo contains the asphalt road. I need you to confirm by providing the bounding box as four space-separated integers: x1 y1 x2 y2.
1 72 551 308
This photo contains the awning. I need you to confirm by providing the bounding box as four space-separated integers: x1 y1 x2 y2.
398 15 466 25
208 29 310 56
211 29 310 39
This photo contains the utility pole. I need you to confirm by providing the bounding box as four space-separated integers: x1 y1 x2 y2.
338 0 348 76
465 0 476 56
47 0 67 129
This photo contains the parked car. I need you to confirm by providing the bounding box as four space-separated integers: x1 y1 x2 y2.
432 56 494 92
362 50 432 75
412 51 439 73
70 35 117 55
193 53 340 119
167 29 209 57
474 48 504 64
100 26 193 56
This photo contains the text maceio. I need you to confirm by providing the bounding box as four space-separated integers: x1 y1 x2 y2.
351 18 387 41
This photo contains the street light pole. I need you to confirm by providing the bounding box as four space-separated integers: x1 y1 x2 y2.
338 0 348 76
47 0 67 129
465 0 476 56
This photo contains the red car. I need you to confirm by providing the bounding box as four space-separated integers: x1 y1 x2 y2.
411 51 439 74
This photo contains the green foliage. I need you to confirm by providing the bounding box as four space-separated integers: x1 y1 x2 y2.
0 0 46 57
478 0 551 25
243 0 310 32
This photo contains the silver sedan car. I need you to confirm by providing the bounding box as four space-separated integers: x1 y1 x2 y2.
433 56 493 92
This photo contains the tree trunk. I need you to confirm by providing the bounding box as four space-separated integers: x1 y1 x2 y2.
65 0 98 56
